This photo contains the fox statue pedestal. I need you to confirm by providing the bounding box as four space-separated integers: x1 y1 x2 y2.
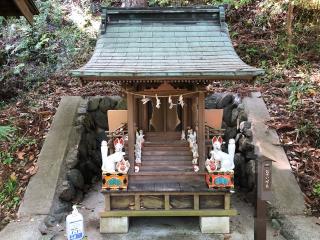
101 137 130 191
102 173 128 191
205 136 235 189
205 172 234 189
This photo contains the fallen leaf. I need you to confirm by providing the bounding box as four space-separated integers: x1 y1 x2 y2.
10 173 17 181
26 165 39 176
29 154 35 161
21 175 29 180
16 151 25 160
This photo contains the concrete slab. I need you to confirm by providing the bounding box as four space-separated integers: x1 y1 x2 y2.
280 215 320 240
243 92 305 216
18 96 81 217
200 217 229 233
0 216 44 240
100 217 129 233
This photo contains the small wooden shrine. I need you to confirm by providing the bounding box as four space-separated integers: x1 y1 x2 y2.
72 6 263 233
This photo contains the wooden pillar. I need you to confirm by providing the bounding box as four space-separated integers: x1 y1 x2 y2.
135 195 140 210
14 0 35 24
163 98 167 132
194 194 199 210
198 91 205 172
164 194 170 210
254 199 267 240
142 101 148 132
134 96 139 130
187 98 192 128
137 98 142 130
183 98 188 131
104 193 111 211
127 92 135 173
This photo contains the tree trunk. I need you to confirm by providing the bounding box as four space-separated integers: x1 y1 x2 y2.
121 0 147 7
286 1 294 47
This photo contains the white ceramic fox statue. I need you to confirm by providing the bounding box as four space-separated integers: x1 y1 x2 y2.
135 130 144 164
187 129 197 148
209 136 235 172
101 138 126 173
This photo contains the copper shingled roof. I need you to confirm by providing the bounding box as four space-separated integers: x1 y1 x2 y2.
71 7 264 82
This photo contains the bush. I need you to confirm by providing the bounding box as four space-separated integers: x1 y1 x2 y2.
0 0 97 101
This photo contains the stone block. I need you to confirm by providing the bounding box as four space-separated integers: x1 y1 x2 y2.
199 217 229 233
100 217 129 233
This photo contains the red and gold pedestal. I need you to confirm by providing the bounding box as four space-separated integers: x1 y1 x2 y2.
205 172 234 189
102 172 128 191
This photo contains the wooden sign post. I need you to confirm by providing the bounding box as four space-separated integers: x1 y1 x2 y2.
255 155 273 240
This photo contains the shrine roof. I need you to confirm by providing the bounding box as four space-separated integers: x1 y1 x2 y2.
71 7 264 82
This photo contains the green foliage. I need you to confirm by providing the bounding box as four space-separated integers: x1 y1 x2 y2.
0 177 19 209
0 0 97 101
211 0 252 9
115 99 128 110
149 0 171 7
313 182 320 197
0 126 16 141
297 119 317 137
101 0 115 6
0 152 14 165
148 0 252 8
296 119 320 147
295 0 320 10
13 63 25 75
288 80 315 111
0 101 6 110
0 125 35 165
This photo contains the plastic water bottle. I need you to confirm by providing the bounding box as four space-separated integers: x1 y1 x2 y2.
66 205 84 240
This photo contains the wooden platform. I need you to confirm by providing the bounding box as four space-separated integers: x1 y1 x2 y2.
101 182 236 217
101 131 237 218
101 174 236 217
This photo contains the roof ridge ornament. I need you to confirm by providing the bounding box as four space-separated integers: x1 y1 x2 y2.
219 5 226 32
101 8 107 34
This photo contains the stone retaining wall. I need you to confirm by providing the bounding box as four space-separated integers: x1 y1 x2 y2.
205 93 256 193
57 96 124 204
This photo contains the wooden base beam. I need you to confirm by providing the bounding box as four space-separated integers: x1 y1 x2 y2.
101 209 237 217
